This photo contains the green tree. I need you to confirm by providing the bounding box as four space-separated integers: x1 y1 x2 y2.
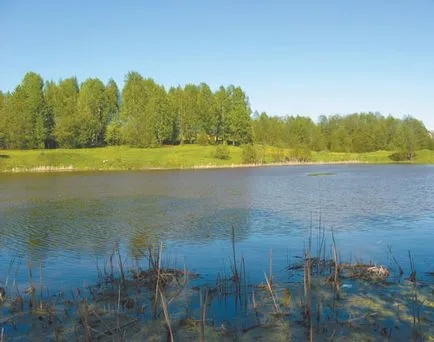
76 78 108 147
214 86 231 144
182 84 201 143
1 73 47 149
121 72 150 146
225 86 252 145
393 116 430 159
197 83 217 137
167 86 182 144
105 120 123 145
0 91 6 148
105 79 120 122
121 72 170 147
153 85 171 145
48 78 79 148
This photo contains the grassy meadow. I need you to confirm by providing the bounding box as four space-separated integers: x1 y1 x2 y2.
1 145 434 173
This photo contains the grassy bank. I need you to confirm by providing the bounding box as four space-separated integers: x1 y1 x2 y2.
1 145 434 173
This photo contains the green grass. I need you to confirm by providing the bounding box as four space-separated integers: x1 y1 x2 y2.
0 146 433 173
0 145 242 172
312 149 434 164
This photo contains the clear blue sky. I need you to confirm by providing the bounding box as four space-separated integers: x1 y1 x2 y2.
1 0 434 129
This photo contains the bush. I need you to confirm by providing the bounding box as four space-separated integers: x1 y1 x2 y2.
197 132 209 146
105 121 123 146
290 147 312 162
389 151 415 161
242 144 259 164
214 144 230 160
270 147 286 162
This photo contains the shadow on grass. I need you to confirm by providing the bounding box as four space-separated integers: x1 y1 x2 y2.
0 154 10 159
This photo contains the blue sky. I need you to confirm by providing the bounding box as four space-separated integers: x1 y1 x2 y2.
1 0 434 129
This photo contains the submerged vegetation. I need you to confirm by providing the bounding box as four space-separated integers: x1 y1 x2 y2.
307 172 336 177
0 227 432 341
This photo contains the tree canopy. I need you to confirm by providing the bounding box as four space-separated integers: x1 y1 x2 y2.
0 72 432 154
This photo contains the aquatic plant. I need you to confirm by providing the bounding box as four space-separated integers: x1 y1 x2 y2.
0 232 432 341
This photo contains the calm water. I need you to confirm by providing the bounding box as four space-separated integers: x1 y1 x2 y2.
0 165 433 290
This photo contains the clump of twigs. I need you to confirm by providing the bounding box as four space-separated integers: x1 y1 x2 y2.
340 263 390 281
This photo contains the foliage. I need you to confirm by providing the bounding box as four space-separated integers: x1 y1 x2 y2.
290 147 312 162
105 120 123 145
214 143 230 160
270 147 287 162
1 73 48 149
197 132 210 146
253 111 432 154
241 144 260 164
0 72 432 155
388 151 415 162
76 78 109 147
47 77 79 148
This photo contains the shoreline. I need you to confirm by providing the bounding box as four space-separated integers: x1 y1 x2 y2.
0 159 420 174
2 145 433 174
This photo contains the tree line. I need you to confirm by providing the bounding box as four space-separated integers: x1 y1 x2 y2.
0 72 433 157
253 112 434 156
0 72 252 149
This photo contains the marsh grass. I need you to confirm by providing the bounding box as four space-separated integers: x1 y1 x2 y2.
0 233 432 341
307 172 336 176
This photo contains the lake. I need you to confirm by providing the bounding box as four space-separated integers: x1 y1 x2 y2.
0 165 433 290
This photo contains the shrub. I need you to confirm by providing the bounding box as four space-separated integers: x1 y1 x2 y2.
242 144 259 164
389 151 415 161
105 121 123 146
270 147 286 162
197 132 209 146
289 147 312 162
214 144 230 160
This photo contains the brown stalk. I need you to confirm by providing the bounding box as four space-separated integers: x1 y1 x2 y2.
159 289 174 342
117 247 125 285
155 242 163 307
200 288 209 342
39 263 43 310
264 272 280 314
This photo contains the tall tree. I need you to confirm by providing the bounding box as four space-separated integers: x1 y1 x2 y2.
393 116 431 159
153 85 171 145
225 86 252 145
121 72 170 147
182 84 201 143
47 78 79 148
2 73 47 149
105 79 120 122
214 86 230 143
76 78 108 147
197 83 217 137
104 79 122 146
0 91 6 148
167 86 183 144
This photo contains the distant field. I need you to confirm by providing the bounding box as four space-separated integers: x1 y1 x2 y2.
0 146 433 173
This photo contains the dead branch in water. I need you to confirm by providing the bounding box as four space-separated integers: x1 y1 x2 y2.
264 272 280 314
159 289 174 342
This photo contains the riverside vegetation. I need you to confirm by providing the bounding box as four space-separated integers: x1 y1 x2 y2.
0 72 434 172
0 227 432 341
1 146 434 173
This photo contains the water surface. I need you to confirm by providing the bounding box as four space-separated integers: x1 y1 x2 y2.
0 165 433 289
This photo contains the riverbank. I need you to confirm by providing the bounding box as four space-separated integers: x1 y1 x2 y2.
1 146 434 173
